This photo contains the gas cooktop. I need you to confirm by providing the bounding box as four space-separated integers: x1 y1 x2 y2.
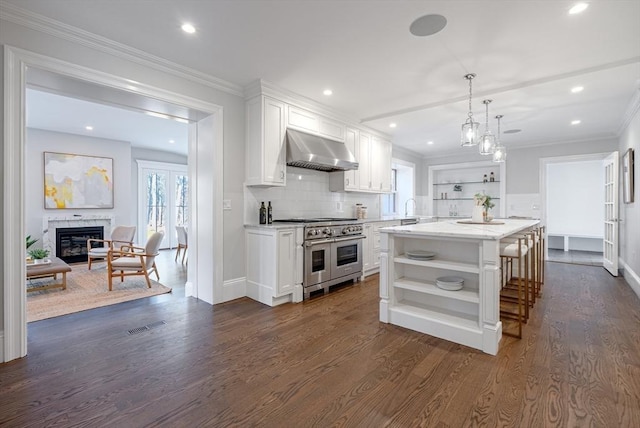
273 218 358 223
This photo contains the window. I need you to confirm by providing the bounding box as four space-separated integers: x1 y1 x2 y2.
382 159 415 216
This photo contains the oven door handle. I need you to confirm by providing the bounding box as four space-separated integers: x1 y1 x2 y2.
333 235 366 244
305 238 334 247
304 235 365 247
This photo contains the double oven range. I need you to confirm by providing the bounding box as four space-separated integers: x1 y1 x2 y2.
274 218 364 299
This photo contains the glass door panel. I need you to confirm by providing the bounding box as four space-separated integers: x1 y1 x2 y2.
145 171 168 247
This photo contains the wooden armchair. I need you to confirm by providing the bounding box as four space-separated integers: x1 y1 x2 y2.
87 225 136 269
106 231 164 290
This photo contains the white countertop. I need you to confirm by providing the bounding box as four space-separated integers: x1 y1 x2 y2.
380 218 539 240
244 216 434 229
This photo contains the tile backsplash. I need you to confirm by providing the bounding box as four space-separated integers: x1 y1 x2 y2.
244 167 381 223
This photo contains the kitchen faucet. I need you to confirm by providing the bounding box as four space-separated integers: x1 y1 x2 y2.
404 198 417 217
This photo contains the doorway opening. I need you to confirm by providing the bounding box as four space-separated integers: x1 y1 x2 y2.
541 153 610 267
4 46 224 362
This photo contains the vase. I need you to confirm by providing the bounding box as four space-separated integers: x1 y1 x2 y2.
472 205 484 223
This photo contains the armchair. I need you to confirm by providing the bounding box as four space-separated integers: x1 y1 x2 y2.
87 225 136 269
107 231 164 290
175 226 188 264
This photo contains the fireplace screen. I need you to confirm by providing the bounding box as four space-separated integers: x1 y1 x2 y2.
56 226 104 263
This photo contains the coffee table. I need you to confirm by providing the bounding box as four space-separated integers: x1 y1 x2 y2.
26 257 72 292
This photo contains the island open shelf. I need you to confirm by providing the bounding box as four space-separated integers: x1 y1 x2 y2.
379 218 539 355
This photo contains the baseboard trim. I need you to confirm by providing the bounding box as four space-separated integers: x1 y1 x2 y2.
621 258 640 300
0 331 4 362
222 277 246 302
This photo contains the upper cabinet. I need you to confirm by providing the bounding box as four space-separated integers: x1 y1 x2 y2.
330 131 392 194
287 105 345 142
246 82 392 190
246 96 286 187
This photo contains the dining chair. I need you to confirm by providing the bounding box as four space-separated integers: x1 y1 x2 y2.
106 231 164 290
175 226 188 264
87 225 136 269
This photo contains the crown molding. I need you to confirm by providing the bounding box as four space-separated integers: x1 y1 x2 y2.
0 1 244 97
618 87 640 135
245 79 392 140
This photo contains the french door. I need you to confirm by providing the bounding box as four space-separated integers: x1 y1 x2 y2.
603 152 619 276
137 160 188 249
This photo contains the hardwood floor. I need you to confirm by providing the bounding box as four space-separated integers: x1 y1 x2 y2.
1 259 639 427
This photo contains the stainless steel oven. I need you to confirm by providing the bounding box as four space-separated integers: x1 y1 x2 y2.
301 220 364 299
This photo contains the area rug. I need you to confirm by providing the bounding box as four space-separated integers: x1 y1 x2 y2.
27 264 172 322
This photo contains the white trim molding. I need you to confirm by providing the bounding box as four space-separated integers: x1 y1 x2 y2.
621 258 640 300
223 277 247 303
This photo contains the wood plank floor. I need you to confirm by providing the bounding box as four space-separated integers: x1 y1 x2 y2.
1 258 639 427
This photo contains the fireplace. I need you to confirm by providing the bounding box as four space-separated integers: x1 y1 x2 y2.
56 226 104 263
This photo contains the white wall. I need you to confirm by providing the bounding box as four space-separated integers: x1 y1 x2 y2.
245 166 381 222
546 160 604 237
618 103 640 299
25 128 133 248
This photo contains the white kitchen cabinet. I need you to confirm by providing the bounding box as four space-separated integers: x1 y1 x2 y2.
246 96 286 187
372 136 393 193
428 160 506 219
287 105 345 142
363 220 400 277
329 131 392 194
328 127 360 191
245 226 303 306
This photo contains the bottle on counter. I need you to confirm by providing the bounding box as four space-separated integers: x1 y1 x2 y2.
355 203 363 219
259 201 267 225
361 206 368 219
490 171 495 182
267 201 273 224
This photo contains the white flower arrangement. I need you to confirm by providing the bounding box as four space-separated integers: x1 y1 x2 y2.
474 193 495 210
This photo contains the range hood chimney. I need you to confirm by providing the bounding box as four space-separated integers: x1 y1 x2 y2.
286 129 358 172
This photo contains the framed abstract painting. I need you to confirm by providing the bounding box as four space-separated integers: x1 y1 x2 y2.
44 152 114 209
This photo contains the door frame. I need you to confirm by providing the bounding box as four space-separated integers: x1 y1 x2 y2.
3 45 224 362
539 152 611 261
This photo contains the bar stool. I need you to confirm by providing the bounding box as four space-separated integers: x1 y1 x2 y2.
499 235 529 339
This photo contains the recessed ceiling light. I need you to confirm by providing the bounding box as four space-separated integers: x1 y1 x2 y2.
571 86 584 93
181 23 196 34
410 14 447 36
389 123 397 128
169 140 175 144
571 120 581 125
427 141 434 145
323 89 333 96
85 125 93 131
569 3 589 15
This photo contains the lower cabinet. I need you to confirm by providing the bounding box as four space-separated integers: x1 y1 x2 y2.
246 227 303 306
363 220 400 277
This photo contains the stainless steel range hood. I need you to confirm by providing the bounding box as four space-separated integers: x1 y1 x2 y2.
286 129 358 172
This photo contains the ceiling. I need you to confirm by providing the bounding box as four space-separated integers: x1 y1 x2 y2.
6 0 640 158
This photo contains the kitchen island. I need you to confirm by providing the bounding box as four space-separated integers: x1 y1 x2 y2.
379 218 539 355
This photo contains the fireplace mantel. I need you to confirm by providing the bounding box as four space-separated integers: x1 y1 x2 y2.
43 215 114 257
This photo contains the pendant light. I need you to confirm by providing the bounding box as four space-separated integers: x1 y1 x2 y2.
460 73 479 146
479 99 495 155
493 114 507 162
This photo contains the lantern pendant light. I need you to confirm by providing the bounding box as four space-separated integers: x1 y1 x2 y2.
479 99 495 155
493 114 507 163
460 73 480 146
